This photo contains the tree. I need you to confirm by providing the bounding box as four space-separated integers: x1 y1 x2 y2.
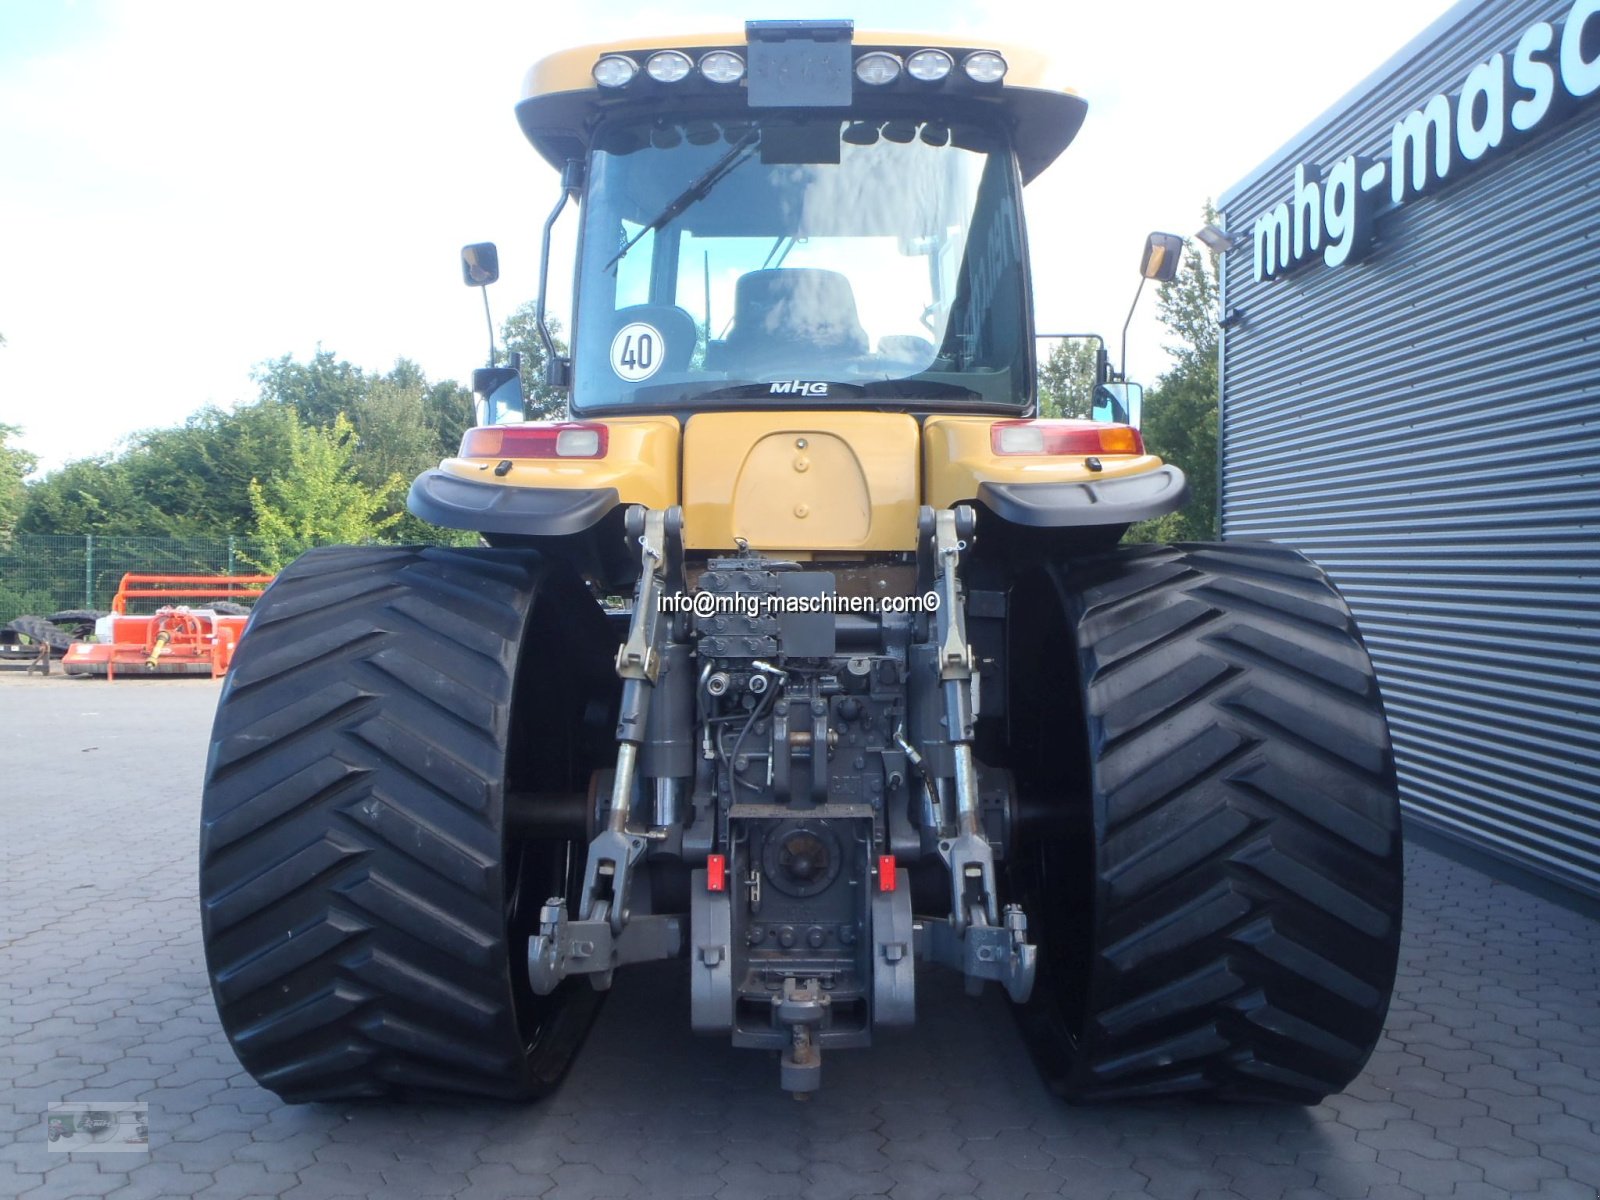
498 304 570 420
254 349 372 428
423 378 473 456
1127 205 1221 543
0 423 37 543
349 370 443 489
18 455 157 535
244 412 403 572
0 337 28 543
18 344 481 540
348 365 477 545
1037 337 1100 418
127 402 301 535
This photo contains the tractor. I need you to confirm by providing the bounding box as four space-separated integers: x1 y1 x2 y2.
199 22 1402 1101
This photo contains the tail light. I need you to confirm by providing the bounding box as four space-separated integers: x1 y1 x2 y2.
990 420 1143 457
459 423 609 459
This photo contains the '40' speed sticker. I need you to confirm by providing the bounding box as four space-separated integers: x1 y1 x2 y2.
610 323 664 382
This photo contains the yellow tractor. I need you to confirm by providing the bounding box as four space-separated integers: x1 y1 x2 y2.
200 23 1402 1101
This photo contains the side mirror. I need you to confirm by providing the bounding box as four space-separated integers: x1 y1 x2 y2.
1139 233 1185 282
462 242 500 287
472 365 524 426
1093 382 1143 429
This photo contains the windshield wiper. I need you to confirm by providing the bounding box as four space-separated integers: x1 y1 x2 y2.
604 130 760 273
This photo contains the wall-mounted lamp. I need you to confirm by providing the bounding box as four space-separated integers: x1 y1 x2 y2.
1195 223 1241 254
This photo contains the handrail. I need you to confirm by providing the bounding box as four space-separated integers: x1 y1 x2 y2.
110 573 276 614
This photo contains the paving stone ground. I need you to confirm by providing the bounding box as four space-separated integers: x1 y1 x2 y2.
3 671 1598 1200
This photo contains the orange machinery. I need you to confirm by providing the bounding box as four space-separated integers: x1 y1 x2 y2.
62 573 275 679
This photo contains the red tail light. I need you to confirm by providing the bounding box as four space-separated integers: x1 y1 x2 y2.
990 420 1143 457
459 422 609 459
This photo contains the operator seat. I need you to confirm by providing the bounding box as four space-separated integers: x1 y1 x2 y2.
719 268 870 372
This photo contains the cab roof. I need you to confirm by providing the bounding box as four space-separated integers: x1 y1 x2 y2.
515 26 1087 184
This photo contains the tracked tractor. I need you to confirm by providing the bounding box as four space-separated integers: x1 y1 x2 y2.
199 22 1403 1102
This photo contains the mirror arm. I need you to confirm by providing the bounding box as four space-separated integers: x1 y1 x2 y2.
480 286 497 369
1118 275 1147 384
537 160 584 391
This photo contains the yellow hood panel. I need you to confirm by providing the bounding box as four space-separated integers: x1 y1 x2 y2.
682 412 920 552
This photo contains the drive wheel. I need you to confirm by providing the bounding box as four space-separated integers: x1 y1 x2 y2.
1005 542 1402 1102
200 545 616 1101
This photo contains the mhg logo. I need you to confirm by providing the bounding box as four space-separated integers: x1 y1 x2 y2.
768 381 831 396
1251 0 1600 282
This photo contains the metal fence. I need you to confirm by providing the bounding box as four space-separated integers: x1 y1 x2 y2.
0 535 277 623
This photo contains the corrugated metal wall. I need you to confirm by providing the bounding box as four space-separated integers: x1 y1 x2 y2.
1218 0 1600 898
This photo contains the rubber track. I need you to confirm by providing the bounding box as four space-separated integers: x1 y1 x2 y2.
7 615 73 651
199 545 601 1102
1012 542 1403 1102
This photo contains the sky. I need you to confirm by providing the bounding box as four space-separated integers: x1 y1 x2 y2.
0 0 1457 473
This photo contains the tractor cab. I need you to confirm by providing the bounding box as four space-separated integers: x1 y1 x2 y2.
417 24 1190 562
518 23 1087 418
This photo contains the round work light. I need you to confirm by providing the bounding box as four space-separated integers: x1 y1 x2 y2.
646 51 693 83
962 51 1007 83
906 49 954 82
593 55 639 88
854 52 902 85
699 51 746 84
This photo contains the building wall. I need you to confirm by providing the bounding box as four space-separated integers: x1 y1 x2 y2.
1217 0 1600 897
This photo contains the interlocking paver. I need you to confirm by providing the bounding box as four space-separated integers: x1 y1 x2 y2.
882 1159 978 1198
5 674 1600 1200
103 1162 216 1200
805 1160 894 1200
27 1161 130 1199
621 1165 722 1198
1131 1156 1233 1200
806 1133 894 1173
453 1162 557 1200
1457 1143 1567 1193
1530 1180 1600 1199
1542 1140 1600 1188
1367 1149 1483 1193
1205 1158 1312 1200
965 1158 1062 1200
1038 1157 1147 1196
715 1161 806 1196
